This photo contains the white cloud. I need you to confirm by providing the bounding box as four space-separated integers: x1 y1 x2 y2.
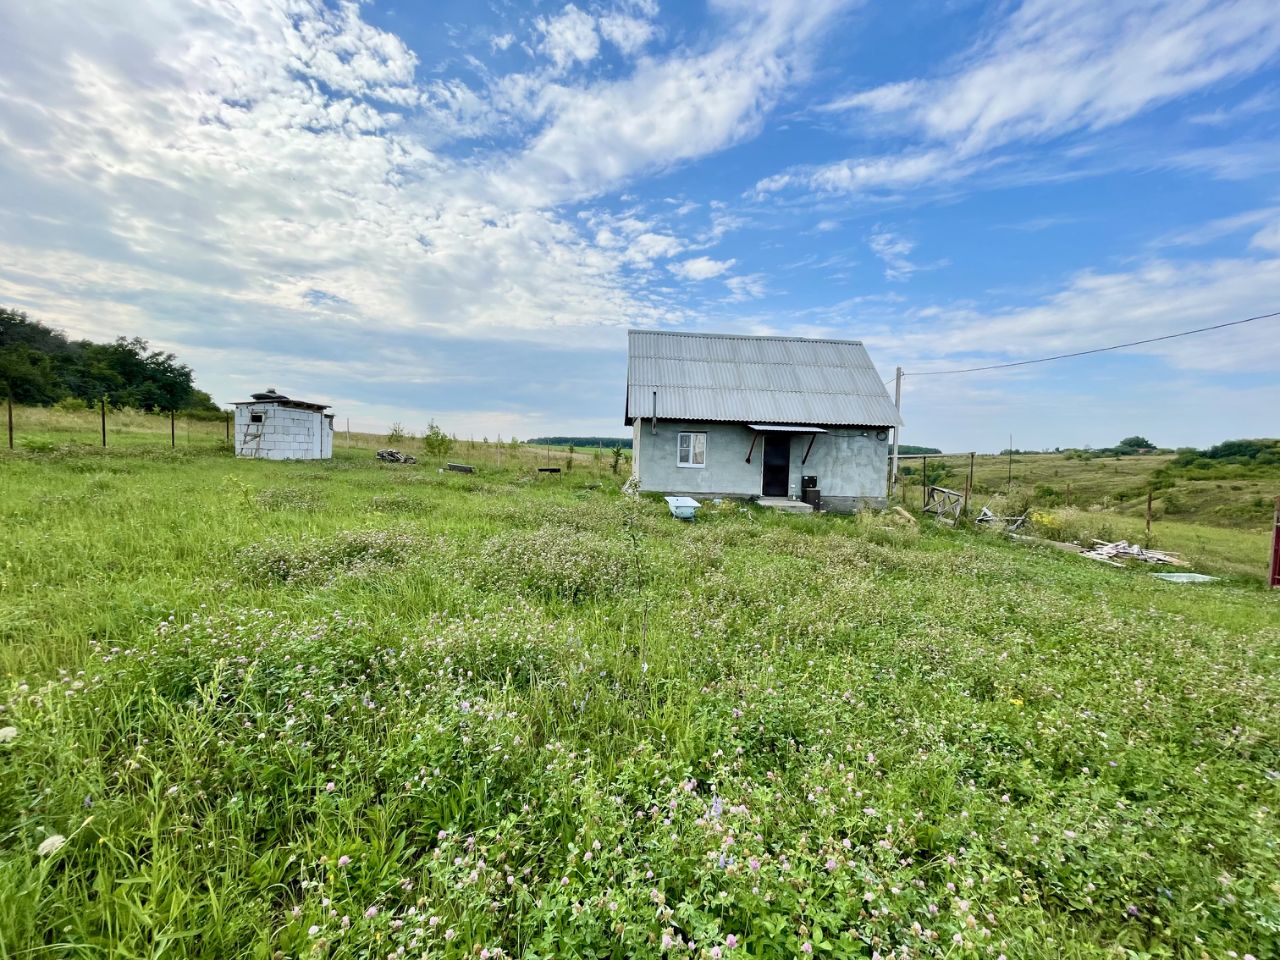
889 255 1280 375
509 0 850 203
491 33 515 53
867 230 917 281
599 14 656 55
763 0 1280 194
876 0 1280 152
1251 220 1280 253
670 256 736 280
725 274 768 300
536 5 601 71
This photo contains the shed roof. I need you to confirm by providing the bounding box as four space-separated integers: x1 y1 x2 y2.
625 330 902 427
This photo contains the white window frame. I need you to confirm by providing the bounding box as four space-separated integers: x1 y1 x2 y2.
676 431 707 468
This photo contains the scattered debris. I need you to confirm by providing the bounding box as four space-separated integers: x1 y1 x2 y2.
376 449 417 464
975 506 1028 531
1080 540 1186 566
664 496 701 520
891 506 918 526
446 462 476 474
1151 572 1218 583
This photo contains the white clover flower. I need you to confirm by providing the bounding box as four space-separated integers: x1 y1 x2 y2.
0 726 17 743
38 834 66 856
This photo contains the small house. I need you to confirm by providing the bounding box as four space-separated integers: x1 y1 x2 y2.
624 331 902 511
234 388 334 460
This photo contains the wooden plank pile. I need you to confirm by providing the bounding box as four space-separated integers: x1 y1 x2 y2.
1080 540 1186 567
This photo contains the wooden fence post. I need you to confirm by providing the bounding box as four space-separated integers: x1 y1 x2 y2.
170 409 176 448
225 411 231 442
1145 488 1153 544
921 454 928 509
6 385 12 450
964 452 974 517
100 397 107 447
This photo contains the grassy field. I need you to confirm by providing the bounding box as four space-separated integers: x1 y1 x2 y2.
896 449 1278 580
1 424 1278 959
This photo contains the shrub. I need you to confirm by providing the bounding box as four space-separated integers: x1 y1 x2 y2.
423 420 452 458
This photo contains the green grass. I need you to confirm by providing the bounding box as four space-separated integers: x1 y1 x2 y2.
896 449 1278 577
1 432 1278 959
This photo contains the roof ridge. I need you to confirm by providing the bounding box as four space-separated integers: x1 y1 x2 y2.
628 329 864 346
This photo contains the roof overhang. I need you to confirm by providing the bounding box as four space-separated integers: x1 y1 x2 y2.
747 423 828 433
235 399 330 411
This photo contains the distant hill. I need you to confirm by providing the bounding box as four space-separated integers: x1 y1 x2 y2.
527 436 633 449
898 444 941 454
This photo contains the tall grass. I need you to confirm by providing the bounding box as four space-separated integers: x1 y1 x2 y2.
1 442 1277 958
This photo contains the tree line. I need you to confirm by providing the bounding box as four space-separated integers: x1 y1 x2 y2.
0 308 218 413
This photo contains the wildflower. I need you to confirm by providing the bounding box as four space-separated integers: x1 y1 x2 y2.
325 781 336 793
726 935 738 949
38 835 66 856
338 855 351 867
444 928 457 941
748 857 761 872
365 906 378 919
0 726 17 743
308 925 321 936
801 942 813 955
711 949 722 959
661 933 675 951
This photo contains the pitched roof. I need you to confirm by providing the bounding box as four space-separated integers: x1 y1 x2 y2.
625 330 903 427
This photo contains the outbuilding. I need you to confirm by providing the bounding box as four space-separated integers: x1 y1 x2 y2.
234 388 334 460
624 331 902 512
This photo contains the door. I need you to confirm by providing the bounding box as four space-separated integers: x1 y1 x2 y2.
761 433 790 496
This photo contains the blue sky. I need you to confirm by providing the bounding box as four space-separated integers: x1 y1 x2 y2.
1 0 1278 451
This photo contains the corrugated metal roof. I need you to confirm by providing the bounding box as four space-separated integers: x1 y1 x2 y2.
625 330 903 427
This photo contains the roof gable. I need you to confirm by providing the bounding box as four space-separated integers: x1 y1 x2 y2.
625 330 902 427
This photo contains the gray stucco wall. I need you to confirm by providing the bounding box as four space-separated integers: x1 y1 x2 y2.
634 420 888 505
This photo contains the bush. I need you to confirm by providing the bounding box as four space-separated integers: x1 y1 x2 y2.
423 420 452 458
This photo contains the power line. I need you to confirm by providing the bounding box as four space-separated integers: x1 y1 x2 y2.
905 309 1280 377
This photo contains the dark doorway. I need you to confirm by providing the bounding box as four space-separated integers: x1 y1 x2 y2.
762 433 790 496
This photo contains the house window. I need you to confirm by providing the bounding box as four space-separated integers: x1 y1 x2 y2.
677 431 706 468
250 413 264 424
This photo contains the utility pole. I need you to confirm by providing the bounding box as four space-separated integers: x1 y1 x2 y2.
890 366 903 494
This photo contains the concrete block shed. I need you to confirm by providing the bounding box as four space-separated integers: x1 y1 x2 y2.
233 389 334 460
625 331 903 512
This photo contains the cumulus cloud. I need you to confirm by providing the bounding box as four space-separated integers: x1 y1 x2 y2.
536 4 601 71
670 256 736 280
599 14 656 55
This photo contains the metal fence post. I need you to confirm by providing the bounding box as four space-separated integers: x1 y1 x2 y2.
101 397 107 447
